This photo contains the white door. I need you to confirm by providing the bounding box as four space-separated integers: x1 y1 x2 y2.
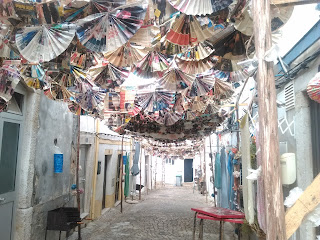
0 89 25 240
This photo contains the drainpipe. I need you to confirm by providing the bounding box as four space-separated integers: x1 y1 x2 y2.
90 119 99 219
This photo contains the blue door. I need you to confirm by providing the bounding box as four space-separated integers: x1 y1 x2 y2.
184 159 193 182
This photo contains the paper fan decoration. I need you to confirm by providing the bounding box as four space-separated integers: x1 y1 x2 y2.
20 64 48 89
136 90 175 113
0 65 20 103
157 67 194 92
76 2 148 53
75 83 106 113
173 89 191 113
104 42 148 67
89 63 129 90
166 14 223 47
212 78 234 99
44 80 75 101
176 55 219 75
189 74 215 97
155 111 181 126
132 51 170 78
204 98 220 114
168 0 232 15
183 110 197 120
307 72 320 103
15 23 76 63
176 41 215 61
67 99 87 115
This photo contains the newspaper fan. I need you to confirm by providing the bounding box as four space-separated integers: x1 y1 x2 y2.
166 14 223 47
67 99 87 115
168 0 232 15
75 83 106 113
20 64 48 90
157 66 194 92
175 55 219 75
0 65 20 104
44 73 77 101
176 41 215 61
132 51 170 79
136 89 175 113
76 1 148 53
155 111 181 126
15 23 76 63
104 42 148 67
89 63 129 89
189 74 215 97
307 72 320 103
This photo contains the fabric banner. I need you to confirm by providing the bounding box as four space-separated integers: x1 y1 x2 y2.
131 142 140 176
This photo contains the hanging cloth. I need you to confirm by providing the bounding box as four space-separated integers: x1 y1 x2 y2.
214 152 222 189
131 142 140 176
219 147 229 209
241 114 254 224
227 151 235 210
124 153 130 197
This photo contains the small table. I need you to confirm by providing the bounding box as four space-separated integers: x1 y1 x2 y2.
191 207 245 240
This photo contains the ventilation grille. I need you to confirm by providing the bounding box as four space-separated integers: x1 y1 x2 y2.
284 83 295 111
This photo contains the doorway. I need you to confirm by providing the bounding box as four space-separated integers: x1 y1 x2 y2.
184 159 193 182
79 146 87 213
115 154 121 203
0 91 25 240
102 155 111 209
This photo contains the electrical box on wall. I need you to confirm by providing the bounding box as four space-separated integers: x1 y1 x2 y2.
280 153 296 185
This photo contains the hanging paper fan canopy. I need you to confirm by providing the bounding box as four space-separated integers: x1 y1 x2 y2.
157 67 194 92
104 42 148 67
166 14 224 47
89 63 129 90
176 41 215 61
307 72 320 103
168 0 232 16
0 65 20 103
132 51 170 79
189 74 215 97
136 89 175 113
20 64 48 89
76 1 148 53
15 23 76 63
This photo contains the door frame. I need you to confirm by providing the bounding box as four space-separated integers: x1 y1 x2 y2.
0 84 26 240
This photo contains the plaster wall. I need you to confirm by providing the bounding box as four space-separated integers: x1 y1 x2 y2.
276 54 320 240
16 92 78 240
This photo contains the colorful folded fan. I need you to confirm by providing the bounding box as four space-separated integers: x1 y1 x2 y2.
89 63 129 89
135 89 176 113
75 1 148 53
104 42 148 67
157 66 194 92
15 23 76 63
176 41 215 61
166 14 223 47
168 0 233 16
20 64 48 90
132 51 170 79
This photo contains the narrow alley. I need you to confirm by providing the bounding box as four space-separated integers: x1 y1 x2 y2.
69 186 236 240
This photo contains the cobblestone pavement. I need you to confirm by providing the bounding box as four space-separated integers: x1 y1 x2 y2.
69 186 237 240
